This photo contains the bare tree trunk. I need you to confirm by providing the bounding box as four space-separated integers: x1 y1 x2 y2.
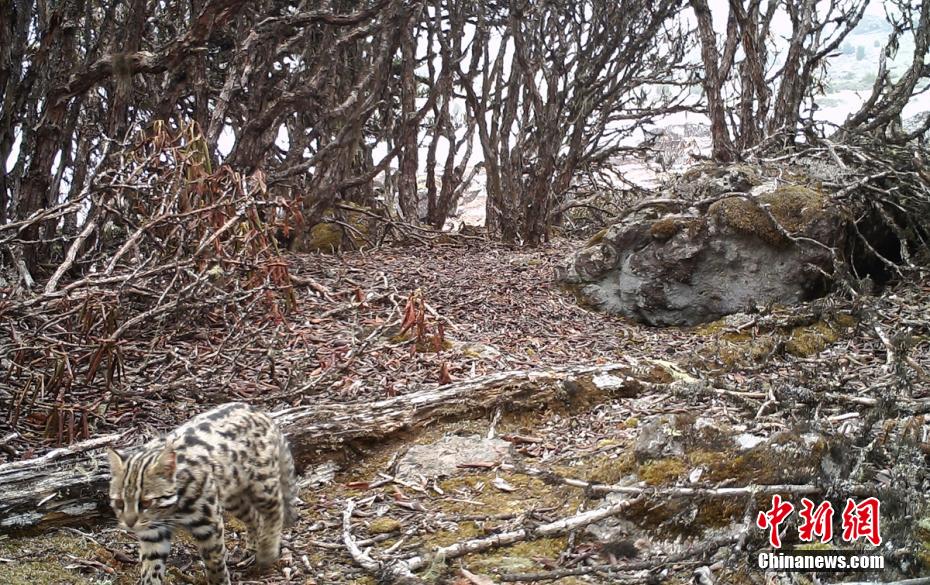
691 0 735 162
840 0 930 141
18 78 70 272
691 0 865 155
397 25 419 221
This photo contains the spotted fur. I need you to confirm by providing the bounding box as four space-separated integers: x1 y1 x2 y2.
107 402 297 585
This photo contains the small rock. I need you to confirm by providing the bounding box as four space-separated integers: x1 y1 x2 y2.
689 467 704 483
394 434 511 482
492 476 516 492
457 342 501 360
735 433 765 450
591 373 629 390
633 415 686 462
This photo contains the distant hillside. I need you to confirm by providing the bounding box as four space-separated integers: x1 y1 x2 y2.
825 14 913 94
854 14 893 35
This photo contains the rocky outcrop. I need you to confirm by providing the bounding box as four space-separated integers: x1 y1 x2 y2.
559 167 848 326
587 414 850 545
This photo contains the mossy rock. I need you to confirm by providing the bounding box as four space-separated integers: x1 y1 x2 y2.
699 333 779 369
302 205 376 253
708 185 827 247
560 165 845 326
696 432 830 485
695 498 745 528
647 216 706 242
559 372 643 410
709 197 783 245
693 312 857 368
618 417 841 537
305 222 343 252
649 217 683 240
759 185 827 232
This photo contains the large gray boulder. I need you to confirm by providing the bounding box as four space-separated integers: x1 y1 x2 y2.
559 173 847 326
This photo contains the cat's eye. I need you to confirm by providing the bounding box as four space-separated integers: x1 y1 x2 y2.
140 498 153 509
112 499 124 510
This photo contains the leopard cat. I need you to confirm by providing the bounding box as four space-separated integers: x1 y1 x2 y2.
107 402 297 585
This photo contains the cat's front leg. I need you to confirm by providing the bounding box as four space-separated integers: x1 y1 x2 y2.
183 489 230 585
137 525 173 585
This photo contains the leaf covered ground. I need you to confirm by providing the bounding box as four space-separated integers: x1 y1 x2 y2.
2 239 929 584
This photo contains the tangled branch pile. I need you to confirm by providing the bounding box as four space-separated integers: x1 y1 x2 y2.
827 135 930 279
1 123 296 451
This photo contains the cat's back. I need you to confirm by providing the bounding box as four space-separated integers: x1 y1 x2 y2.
168 402 284 487
171 402 273 441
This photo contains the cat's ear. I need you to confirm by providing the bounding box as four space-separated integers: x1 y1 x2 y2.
106 447 124 472
158 445 176 479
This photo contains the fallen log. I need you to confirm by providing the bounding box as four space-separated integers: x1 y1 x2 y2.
0 359 678 535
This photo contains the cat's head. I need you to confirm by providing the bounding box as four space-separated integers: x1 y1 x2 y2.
107 444 178 531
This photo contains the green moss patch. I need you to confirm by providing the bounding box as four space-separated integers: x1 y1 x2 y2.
697 433 828 485
305 222 343 252
784 314 854 357
585 227 610 246
638 458 687 485
692 311 858 369
709 197 785 245
759 185 826 232
585 452 637 484
302 204 376 253
698 333 779 369
366 517 402 535
0 532 105 585
462 537 567 574
709 185 827 246
649 217 704 241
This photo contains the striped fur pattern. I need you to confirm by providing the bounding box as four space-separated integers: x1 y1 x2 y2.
107 402 297 585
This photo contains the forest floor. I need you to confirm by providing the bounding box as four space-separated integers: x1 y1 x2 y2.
2 238 929 585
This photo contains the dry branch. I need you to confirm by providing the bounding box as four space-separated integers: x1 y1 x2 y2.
343 485 643 582
499 535 738 582
2 122 299 451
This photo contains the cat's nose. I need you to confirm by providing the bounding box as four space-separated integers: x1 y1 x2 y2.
123 514 138 528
